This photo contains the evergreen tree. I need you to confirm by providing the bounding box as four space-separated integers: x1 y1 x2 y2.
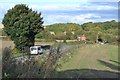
2 4 44 50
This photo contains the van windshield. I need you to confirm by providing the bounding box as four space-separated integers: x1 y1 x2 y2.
31 48 36 51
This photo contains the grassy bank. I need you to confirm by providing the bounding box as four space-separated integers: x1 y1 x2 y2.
56 44 119 78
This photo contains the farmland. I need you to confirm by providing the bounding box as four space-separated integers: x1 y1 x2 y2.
1 39 119 78
56 44 119 78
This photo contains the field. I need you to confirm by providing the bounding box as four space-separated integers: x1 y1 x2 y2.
1 39 119 78
57 44 119 78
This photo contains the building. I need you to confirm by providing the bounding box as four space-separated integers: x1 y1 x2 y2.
77 35 86 41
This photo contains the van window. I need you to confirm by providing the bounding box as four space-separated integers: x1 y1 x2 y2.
38 47 41 50
31 48 36 51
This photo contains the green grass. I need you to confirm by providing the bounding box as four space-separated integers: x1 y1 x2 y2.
58 44 118 72
11 48 22 58
108 45 118 61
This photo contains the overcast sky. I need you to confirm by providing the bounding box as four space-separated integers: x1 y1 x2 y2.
0 0 119 25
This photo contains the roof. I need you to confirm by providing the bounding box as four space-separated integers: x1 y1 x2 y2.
30 46 42 48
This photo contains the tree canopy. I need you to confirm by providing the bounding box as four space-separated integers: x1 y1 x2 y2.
2 4 44 50
36 20 118 44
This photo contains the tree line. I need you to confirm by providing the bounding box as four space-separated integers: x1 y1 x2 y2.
36 20 118 44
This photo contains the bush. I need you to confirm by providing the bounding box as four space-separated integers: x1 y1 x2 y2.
2 43 64 78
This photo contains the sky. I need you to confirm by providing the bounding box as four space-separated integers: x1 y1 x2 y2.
0 0 119 25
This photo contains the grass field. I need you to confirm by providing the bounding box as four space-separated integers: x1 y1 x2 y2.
1 40 119 78
57 44 119 78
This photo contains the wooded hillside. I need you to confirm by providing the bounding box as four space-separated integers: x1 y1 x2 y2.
36 20 118 44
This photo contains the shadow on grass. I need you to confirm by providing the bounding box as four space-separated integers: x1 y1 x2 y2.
41 45 51 50
109 60 120 65
56 69 119 78
55 59 120 78
98 60 120 71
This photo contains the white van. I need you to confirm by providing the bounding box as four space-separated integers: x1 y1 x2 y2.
30 46 43 54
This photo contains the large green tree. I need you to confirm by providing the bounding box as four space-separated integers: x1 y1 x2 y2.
2 4 44 50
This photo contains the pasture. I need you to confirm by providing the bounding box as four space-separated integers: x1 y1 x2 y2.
57 44 119 78
1 39 119 78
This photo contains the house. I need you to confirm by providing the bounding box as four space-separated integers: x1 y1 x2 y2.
50 31 55 35
77 35 86 41
56 40 64 42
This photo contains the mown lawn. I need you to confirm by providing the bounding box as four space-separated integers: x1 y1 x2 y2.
57 44 119 78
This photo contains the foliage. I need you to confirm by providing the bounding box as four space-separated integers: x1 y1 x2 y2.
2 44 63 78
36 23 82 41
35 20 118 44
35 29 54 41
81 20 118 43
2 47 13 78
47 23 82 33
2 4 44 50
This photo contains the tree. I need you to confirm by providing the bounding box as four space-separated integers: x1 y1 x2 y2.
2 4 44 50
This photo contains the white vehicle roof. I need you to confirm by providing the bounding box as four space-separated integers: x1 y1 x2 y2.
30 46 42 48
